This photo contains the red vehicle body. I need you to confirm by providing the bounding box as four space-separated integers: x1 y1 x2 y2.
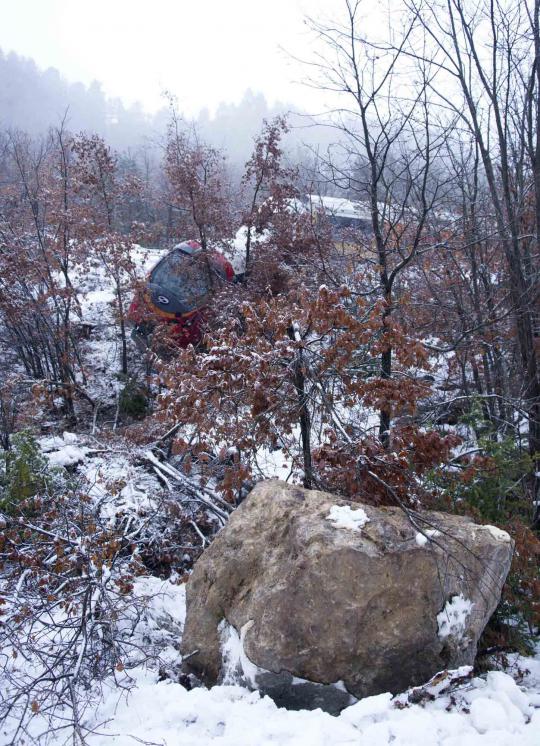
128 240 234 347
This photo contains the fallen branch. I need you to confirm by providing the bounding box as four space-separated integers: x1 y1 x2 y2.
142 451 231 524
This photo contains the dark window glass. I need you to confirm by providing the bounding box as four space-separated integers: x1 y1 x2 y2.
151 251 213 311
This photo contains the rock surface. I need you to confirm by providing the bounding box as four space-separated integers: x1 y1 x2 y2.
181 480 513 713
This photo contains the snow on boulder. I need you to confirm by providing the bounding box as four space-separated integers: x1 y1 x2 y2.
437 594 473 640
326 504 369 531
181 481 514 714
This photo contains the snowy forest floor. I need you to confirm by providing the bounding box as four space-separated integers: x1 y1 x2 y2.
76 602 540 746
1 245 539 745
3 572 540 745
1 430 539 746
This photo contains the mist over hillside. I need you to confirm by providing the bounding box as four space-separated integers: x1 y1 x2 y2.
0 48 335 170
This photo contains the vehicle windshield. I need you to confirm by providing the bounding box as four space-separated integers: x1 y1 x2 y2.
151 250 213 312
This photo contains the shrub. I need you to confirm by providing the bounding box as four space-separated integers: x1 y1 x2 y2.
0 429 61 514
118 377 149 419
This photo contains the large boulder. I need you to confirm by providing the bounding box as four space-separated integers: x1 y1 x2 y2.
181 480 513 713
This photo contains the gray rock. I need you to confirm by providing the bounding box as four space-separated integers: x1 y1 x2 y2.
181 480 513 713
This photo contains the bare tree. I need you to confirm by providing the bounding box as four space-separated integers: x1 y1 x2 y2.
0 124 87 419
406 0 540 519
304 0 450 446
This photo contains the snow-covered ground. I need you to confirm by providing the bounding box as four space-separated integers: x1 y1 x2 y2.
2 244 539 745
70 582 540 745
91 667 540 745
3 430 539 745
4 571 537 746
74 244 166 404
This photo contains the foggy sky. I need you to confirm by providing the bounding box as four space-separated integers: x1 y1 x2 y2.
0 0 340 117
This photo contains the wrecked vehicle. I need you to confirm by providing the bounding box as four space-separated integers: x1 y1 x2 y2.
128 239 235 348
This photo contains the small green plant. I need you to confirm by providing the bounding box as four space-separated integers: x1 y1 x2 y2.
118 377 149 419
429 405 533 523
0 429 57 513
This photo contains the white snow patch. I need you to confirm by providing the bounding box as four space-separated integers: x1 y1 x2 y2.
40 431 79 452
254 445 293 481
132 575 186 631
219 619 264 687
415 529 441 546
46 444 87 467
327 504 370 532
437 594 473 640
84 661 540 746
478 524 512 542
40 431 88 467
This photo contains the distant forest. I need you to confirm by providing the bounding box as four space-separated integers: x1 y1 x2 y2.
0 48 309 164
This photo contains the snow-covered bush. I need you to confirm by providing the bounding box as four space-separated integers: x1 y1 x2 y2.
0 472 151 740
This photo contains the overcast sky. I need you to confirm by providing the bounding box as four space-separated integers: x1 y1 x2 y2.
0 0 348 116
